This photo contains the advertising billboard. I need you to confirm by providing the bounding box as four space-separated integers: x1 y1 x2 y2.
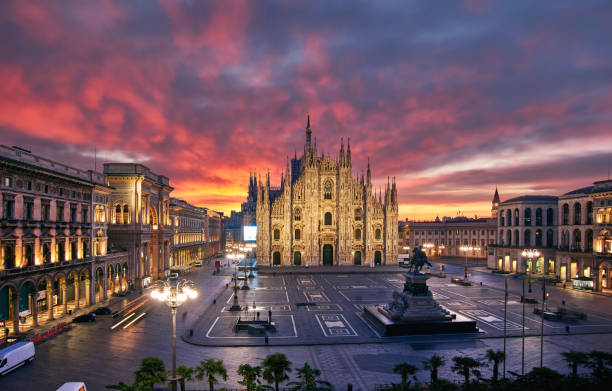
243 225 257 241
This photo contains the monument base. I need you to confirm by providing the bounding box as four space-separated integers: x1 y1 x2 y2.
363 305 478 336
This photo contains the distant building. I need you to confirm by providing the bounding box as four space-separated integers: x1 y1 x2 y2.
403 189 499 259
256 115 398 266
490 179 612 292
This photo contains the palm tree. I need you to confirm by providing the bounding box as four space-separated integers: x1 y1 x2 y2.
195 359 228 391
286 362 332 391
238 364 263 391
451 356 483 389
423 354 445 383
485 349 506 382
262 353 292 391
561 351 589 379
176 365 194 391
393 363 418 388
134 357 166 391
586 350 612 380
105 382 137 391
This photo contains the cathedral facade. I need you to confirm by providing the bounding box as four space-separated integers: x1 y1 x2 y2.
256 116 398 266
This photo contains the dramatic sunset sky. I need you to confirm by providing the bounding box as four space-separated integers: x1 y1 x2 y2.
1 1 611 220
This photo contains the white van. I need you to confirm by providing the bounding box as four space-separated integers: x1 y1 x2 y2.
0 341 35 375
56 382 87 391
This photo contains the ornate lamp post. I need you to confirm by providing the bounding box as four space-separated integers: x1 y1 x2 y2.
150 279 198 391
521 248 541 371
459 246 479 280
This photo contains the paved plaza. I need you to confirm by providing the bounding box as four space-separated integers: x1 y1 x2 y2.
1 260 612 390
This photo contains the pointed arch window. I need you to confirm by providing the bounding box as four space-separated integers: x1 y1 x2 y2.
295 229 301 240
355 228 361 240
324 180 333 200
375 228 381 240
324 212 332 225
294 208 301 221
274 229 280 240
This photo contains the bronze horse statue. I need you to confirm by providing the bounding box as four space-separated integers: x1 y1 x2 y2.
406 246 432 274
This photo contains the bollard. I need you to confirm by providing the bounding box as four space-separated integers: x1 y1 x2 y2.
265 336 269 344
189 329 194 337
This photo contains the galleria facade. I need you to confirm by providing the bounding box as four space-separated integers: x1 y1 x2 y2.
256 116 398 266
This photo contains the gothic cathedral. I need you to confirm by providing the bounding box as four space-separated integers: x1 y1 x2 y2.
255 116 398 266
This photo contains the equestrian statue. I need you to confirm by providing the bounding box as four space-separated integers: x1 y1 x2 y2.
406 246 432 274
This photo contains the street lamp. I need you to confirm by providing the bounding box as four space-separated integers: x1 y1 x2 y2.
520 248 540 375
459 246 480 280
151 279 198 391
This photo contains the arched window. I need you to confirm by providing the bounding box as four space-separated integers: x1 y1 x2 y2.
546 229 554 247
123 205 129 224
524 208 532 226
574 203 581 225
294 208 301 221
562 204 569 225
500 211 505 226
514 229 519 246
355 229 361 240
506 230 511 246
274 229 280 240
535 229 542 247
573 229 581 249
506 210 512 227
58 242 65 262
71 241 77 260
115 204 122 224
547 208 554 226
324 180 333 200
2 245 15 269
514 209 519 226
42 243 50 263
294 229 301 240
524 229 531 247
535 208 542 226
586 202 593 224
375 228 381 240
355 208 362 221
324 212 332 225
585 229 593 251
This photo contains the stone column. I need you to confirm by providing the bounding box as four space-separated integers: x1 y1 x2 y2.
12 292 20 335
74 279 80 309
85 278 91 306
103 274 108 300
31 293 38 327
62 282 68 315
47 284 54 321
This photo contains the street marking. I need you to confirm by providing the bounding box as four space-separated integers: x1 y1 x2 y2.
111 312 135 330
460 309 523 330
205 315 298 338
315 314 358 337
444 301 476 308
123 312 146 329
304 290 330 302
306 303 343 311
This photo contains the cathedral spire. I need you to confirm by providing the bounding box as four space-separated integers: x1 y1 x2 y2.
347 137 351 166
492 186 500 204
305 112 312 148
367 157 371 186
339 138 345 166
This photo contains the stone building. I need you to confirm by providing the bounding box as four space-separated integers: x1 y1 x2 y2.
403 189 499 259
103 163 173 286
490 179 612 292
204 208 224 259
0 145 128 335
256 116 398 266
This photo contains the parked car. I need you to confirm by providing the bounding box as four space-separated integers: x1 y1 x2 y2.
72 313 96 323
112 291 127 297
0 341 35 375
194 260 203 267
169 272 179 279
56 382 87 391
93 307 112 315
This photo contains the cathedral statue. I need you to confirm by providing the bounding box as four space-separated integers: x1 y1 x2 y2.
255 115 399 266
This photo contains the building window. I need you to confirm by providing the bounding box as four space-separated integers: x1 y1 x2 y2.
57 203 65 222
41 202 49 221
562 204 569 225
355 229 361 240
574 203 581 225
355 208 362 221
514 209 519 226
375 228 381 240
95 205 105 223
274 229 280 240
123 205 129 224
524 229 531 247
547 208 554 226
524 208 532 226
42 243 51 263
70 205 77 223
2 196 14 219
295 229 301 240
3 177 13 187
24 199 34 221
535 208 542 226
586 202 593 224
24 244 33 266
535 229 542 247
294 208 301 221
323 180 333 200
324 212 332 225
82 207 88 223
2 244 15 269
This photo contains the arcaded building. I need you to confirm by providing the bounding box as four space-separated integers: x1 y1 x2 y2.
256 116 398 266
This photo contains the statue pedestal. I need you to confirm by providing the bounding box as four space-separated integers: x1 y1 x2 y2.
363 272 478 336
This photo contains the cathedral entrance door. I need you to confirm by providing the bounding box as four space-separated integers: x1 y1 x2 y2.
354 251 361 265
374 251 382 265
294 252 301 266
322 244 333 266
273 252 281 266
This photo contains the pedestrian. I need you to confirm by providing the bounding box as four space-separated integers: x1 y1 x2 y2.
257 311 260 320
562 300 566 306
565 326 570 334
265 336 269 344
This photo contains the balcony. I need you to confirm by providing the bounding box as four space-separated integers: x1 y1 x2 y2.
0 257 95 280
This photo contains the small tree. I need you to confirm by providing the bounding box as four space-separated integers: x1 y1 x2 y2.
262 353 292 391
485 349 505 382
561 351 589 379
238 364 263 391
195 359 228 391
287 362 332 391
176 365 195 391
107 357 166 391
423 354 445 384
393 363 418 388
451 356 483 390
586 350 612 381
